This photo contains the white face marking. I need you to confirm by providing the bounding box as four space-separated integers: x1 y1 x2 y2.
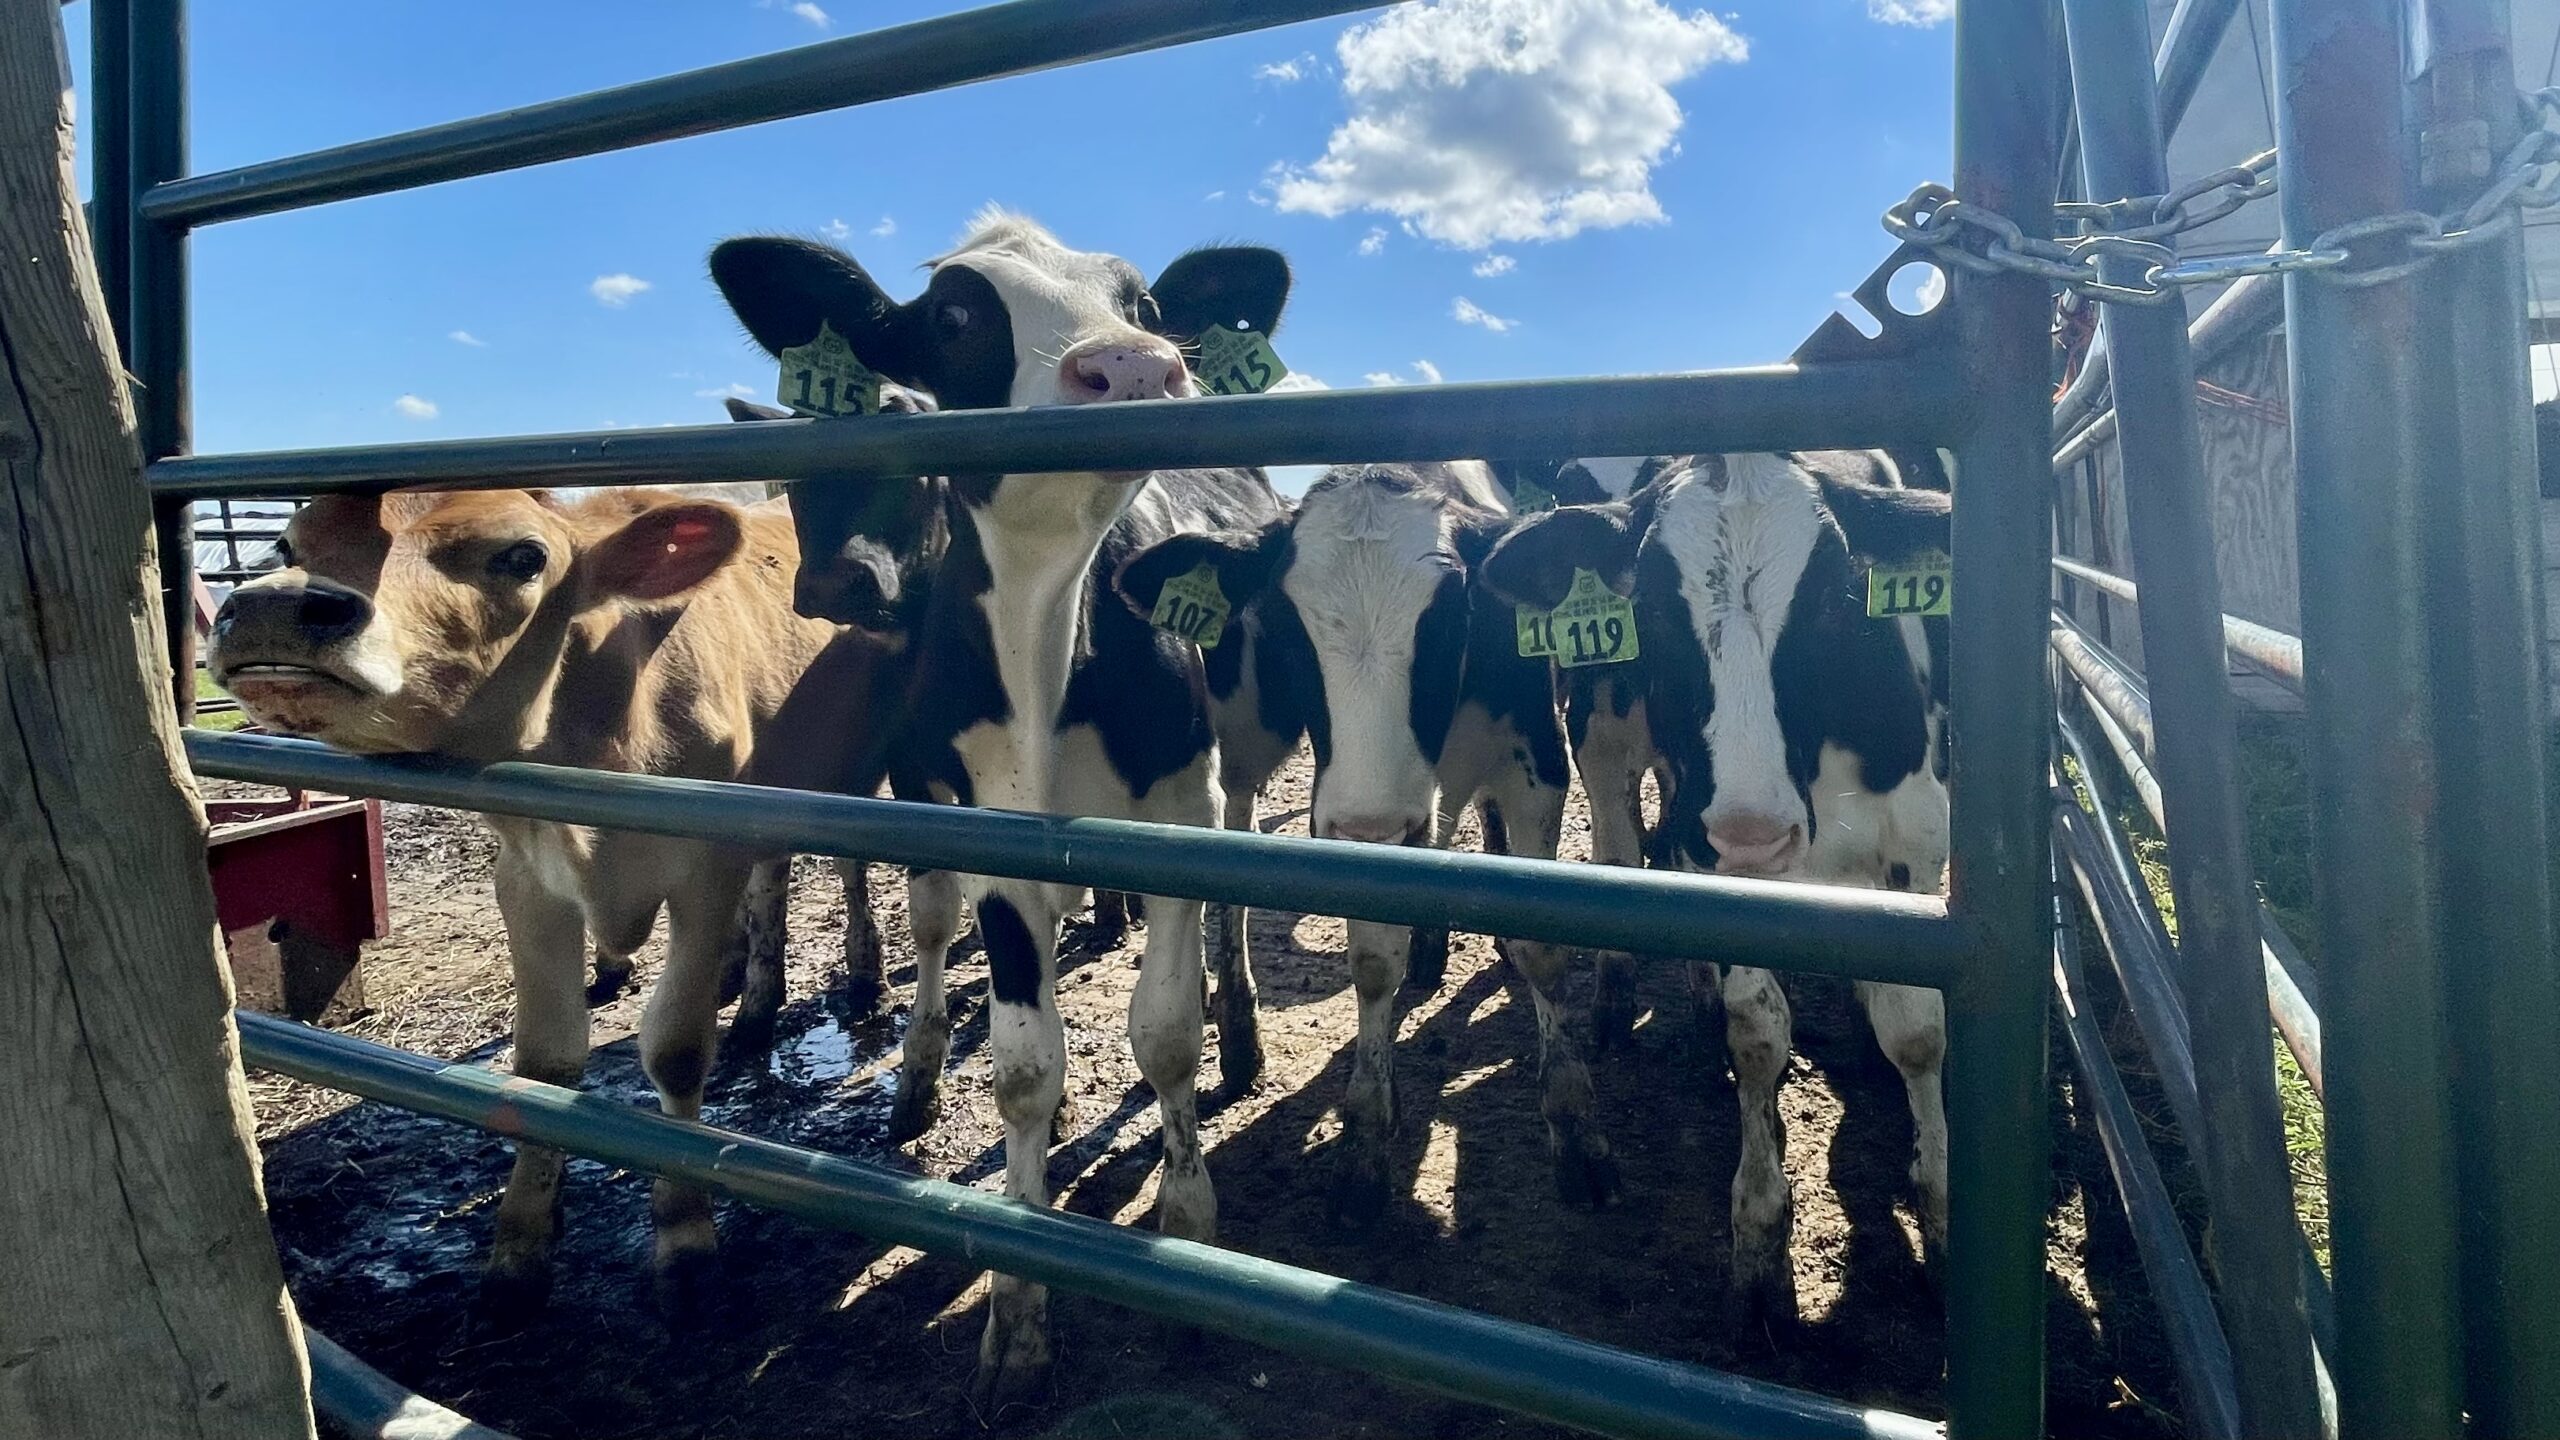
1651 454 1827 848
933 213 1162 411
1282 479 1465 839
1577 455 1646 498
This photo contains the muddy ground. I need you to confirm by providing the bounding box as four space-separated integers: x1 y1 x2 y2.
253 756 2185 1440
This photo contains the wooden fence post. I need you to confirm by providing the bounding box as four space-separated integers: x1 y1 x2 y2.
0 4 316 1436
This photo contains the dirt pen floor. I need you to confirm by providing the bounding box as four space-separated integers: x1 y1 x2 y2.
252 755 2186 1440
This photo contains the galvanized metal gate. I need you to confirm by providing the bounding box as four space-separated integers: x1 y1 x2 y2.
83 0 2560 1435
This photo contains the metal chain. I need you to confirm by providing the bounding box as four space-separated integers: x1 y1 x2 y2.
1886 96 2560 304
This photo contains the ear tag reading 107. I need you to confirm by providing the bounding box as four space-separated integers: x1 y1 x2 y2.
1150 564 1232 649
1509 477 1558 514
1192 324 1288 396
1517 568 1640 668
777 321 881 418
1866 551 1953 618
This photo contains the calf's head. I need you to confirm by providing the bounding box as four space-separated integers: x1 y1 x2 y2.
209 490 744 753
1116 463 1508 846
709 212 1289 438
1483 453 1948 877
724 389 948 633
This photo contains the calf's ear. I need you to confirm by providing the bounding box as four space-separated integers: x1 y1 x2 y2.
1113 521 1286 621
1816 473 1952 561
584 502 745 604
1150 246 1292 342
709 235 923 383
724 397 794 423
1480 503 1639 611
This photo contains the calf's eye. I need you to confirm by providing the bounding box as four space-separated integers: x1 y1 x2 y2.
489 540 549 582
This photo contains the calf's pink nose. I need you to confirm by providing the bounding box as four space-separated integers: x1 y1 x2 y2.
1060 340 1187 403
1709 814 1805 875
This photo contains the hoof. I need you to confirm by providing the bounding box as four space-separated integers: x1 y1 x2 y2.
972 1310 1055 1420
1216 1000 1264 1098
652 1247 722 1332
1328 1155 1392 1230
1404 929 1450 993
472 1262 553 1337
1725 1257 1801 1345
887 1077 942 1146
587 959 635 1007
1551 1134 1623 1210
837 970 886 1022
726 1006 778 1062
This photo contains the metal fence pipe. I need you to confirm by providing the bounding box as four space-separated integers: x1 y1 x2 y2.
2272 0 2466 1430
303 1327 514 1440
2052 557 2303 691
2153 0 2246 139
139 0 1385 228
237 1014 1935 1440
185 731 1967 987
2051 892 2240 1440
130 0 192 721
2064 662 2325 1108
147 360 1965 500
2052 265 2284 459
2053 617 2157 756
1942 3 2061 1433
88 0 132 361
2055 799 2201 1143
2409 9 2560 1427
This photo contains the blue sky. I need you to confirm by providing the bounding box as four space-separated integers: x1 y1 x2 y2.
60 1 1953 481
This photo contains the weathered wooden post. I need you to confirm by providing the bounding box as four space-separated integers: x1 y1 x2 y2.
0 3 316 1436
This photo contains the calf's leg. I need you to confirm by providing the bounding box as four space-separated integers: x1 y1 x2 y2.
1723 963 1799 1332
482 858 592 1327
640 854 754 1324
1332 917 1410 1226
1206 783 1263 1095
1484 770 1620 1207
725 855 791 1057
889 866 964 1145
1859 979 1949 1270
836 858 886 1018
973 879 1071 1414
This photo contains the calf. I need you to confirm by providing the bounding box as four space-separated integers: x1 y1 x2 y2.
210 488 891 1324
1482 450 1952 1328
709 213 1294 1408
1115 462 1618 1222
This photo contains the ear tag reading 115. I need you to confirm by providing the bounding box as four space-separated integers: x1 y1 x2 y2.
1192 324 1288 396
1517 569 1640 668
778 321 882 418
1866 552 1953 618
1150 564 1232 649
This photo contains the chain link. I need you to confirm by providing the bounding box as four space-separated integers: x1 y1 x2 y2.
1885 98 2560 304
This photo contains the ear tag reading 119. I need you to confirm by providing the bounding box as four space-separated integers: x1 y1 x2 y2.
1866 551 1953 618
777 321 882 418
1517 568 1640 668
1192 323 1288 396
1150 564 1231 649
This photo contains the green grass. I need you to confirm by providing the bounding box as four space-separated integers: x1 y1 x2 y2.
193 669 248 731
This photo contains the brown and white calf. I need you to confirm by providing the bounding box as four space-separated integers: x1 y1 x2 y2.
1482 451 1952 1328
209 488 889 1324
708 212 1293 1409
1115 462 1620 1222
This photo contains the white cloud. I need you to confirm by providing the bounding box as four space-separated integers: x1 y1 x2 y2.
1269 371 1330 392
1357 227 1388 256
1269 0 1747 250
1868 0 1952 24
1452 297 1515 333
790 1 831 27
870 215 897 238
696 382 758 400
1472 254 1517 278
1205 189 1228 202
1257 53 1320 83
1365 359 1446 385
821 217 852 241
447 329 487 347
590 273 651 307
393 394 438 420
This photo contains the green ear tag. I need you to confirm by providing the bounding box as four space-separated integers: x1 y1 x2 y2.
1866 552 1953 618
1191 324 1288 396
1510 477 1558 514
777 321 881 418
1150 564 1231 649
1517 568 1639 667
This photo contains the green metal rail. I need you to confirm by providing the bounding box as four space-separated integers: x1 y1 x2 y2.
105 0 2068 1434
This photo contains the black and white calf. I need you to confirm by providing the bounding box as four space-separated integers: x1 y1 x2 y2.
710 214 1293 1408
1117 461 1620 1222
1482 450 1952 1327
